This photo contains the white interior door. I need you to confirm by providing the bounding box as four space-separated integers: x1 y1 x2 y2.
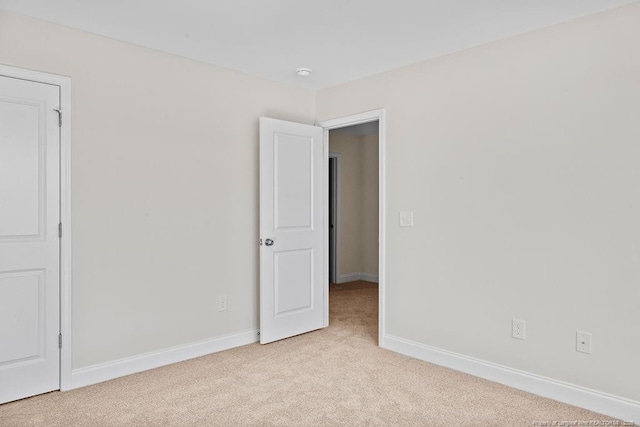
0 75 60 403
259 117 326 344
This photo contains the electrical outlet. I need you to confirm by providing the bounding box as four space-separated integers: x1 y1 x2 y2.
512 318 526 340
399 211 414 227
576 331 592 354
218 295 227 312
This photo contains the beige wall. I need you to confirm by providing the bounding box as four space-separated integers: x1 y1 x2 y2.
330 133 362 276
329 132 378 280
319 3 640 402
0 10 315 369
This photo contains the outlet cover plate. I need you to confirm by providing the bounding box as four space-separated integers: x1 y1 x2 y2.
218 295 227 312
512 318 526 340
577 331 592 354
399 211 414 227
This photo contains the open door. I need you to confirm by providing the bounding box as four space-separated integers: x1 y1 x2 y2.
259 117 326 344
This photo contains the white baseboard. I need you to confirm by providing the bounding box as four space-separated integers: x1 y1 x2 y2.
337 272 379 283
382 334 640 423
337 273 361 283
359 273 379 283
70 329 259 390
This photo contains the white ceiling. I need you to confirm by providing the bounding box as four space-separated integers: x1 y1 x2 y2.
0 0 635 89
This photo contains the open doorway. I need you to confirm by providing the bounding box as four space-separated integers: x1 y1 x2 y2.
258 111 384 345
328 122 379 285
324 116 382 344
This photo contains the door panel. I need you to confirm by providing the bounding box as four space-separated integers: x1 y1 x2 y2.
0 76 60 404
274 249 313 316
0 270 44 363
0 100 42 238
274 134 313 229
260 117 325 344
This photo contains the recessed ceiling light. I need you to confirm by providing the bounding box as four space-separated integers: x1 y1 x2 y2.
296 68 312 77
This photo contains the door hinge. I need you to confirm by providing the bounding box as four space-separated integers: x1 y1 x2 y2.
58 334 62 349
53 108 62 127
58 222 62 238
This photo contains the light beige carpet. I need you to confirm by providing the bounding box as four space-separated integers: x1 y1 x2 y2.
0 281 620 426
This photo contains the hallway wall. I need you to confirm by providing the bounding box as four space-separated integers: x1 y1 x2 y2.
329 131 379 282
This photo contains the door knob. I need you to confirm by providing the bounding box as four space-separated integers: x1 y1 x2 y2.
265 238 275 247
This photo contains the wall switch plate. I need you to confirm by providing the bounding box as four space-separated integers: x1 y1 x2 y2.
218 295 227 312
399 211 414 227
576 331 592 354
512 318 526 340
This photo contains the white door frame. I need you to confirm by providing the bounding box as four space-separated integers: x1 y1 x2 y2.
0 64 73 391
318 109 386 344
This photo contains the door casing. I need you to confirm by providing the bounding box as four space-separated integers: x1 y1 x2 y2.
0 64 73 391
319 109 386 345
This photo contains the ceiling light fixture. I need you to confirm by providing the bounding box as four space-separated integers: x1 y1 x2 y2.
296 68 312 77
